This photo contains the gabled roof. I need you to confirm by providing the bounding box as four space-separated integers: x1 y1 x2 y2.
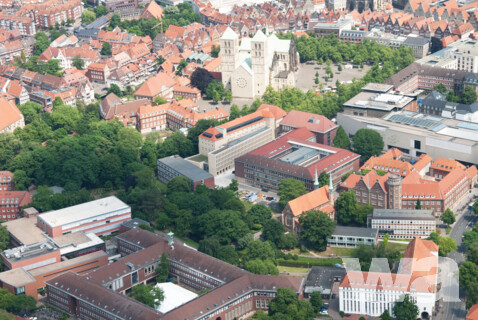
134 72 176 98
280 110 337 133
285 185 331 217
0 97 23 131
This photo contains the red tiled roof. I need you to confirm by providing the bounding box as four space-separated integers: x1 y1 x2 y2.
281 110 337 133
286 186 331 217
0 97 22 131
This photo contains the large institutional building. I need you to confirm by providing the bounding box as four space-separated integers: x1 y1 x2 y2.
340 237 438 318
220 27 299 99
235 127 360 191
46 228 304 320
198 104 286 175
341 149 478 214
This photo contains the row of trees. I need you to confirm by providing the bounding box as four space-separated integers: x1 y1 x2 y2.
460 207 478 308
1 101 221 192
434 84 477 105
108 3 200 39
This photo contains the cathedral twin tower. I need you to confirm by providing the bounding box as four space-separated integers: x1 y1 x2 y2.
220 27 300 99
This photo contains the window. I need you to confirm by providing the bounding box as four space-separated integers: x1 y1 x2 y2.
15 286 25 295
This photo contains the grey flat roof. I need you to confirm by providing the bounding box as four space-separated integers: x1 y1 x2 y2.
362 83 394 93
38 196 130 228
372 209 435 220
332 226 378 238
304 266 346 293
2 217 45 246
158 155 213 182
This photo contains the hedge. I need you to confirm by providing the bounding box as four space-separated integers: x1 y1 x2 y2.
278 257 342 268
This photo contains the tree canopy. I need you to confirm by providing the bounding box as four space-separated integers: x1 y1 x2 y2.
335 190 372 226
333 126 350 150
352 128 384 161
132 284 164 308
392 295 419 320
278 178 307 210
440 208 456 226
299 210 336 252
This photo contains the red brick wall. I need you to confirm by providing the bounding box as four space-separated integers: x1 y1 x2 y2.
5 250 61 271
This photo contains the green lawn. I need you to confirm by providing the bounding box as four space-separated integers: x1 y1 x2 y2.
386 242 409 251
277 266 310 274
176 236 199 249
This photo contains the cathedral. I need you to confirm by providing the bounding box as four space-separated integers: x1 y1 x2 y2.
220 27 300 99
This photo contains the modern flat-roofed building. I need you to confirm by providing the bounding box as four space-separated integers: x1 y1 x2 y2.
313 19 352 37
37 196 131 237
337 110 478 166
304 266 346 299
199 104 286 175
370 209 436 239
327 226 378 247
235 128 360 191
1 242 61 271
0 251 108 297
343 83 417 118
157 155 215 189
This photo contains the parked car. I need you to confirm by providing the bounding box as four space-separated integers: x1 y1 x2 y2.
332 293 336 299
323 303 329 309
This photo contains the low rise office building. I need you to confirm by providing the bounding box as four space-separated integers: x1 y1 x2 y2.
327 226 378 247
157 155 215 189
369 208 436 239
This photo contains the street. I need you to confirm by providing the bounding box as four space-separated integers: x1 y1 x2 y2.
438 191 478 320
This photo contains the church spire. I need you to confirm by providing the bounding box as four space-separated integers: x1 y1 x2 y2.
328 174 334 205
314 167 319 190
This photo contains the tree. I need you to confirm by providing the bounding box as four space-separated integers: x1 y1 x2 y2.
460 261 478 308
244 259 278 275
0 309 14 320
462 86 477 105
434 84 447 95
216 245 239 265
131 284 164 308
438 236 457 256
110 13 121 28
211 44 220 58
156 252 170 282
167 176 192 193
107 84 123 97
352 128 384 161
335 190 358 225
392 294 419 320
244 240 276 262
81 9 96 24
190 68 214 94
18 102 42 124
380 309 393 320
299 210 336 251
153 96 167 106
44 59 62 76
176 59 188 75
415 199 421 209
473 198 478 215
228 179 238 192
268 287 315 319
72 55 85 70
309 291 322 313
205 81 225 100
229 104 241 120
278 233 299 250
94 5 109 17
383 233 389 246
101 42 112 56
8 294 36 314
33 32 51 56
446 89 459 103
223 90 233 103
278 178 307 209
338 64 343 72
262 219 284 245
156 55 165 66
249 204 272 226
318 171 329 188
441 208 456 226
0 226 9 252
